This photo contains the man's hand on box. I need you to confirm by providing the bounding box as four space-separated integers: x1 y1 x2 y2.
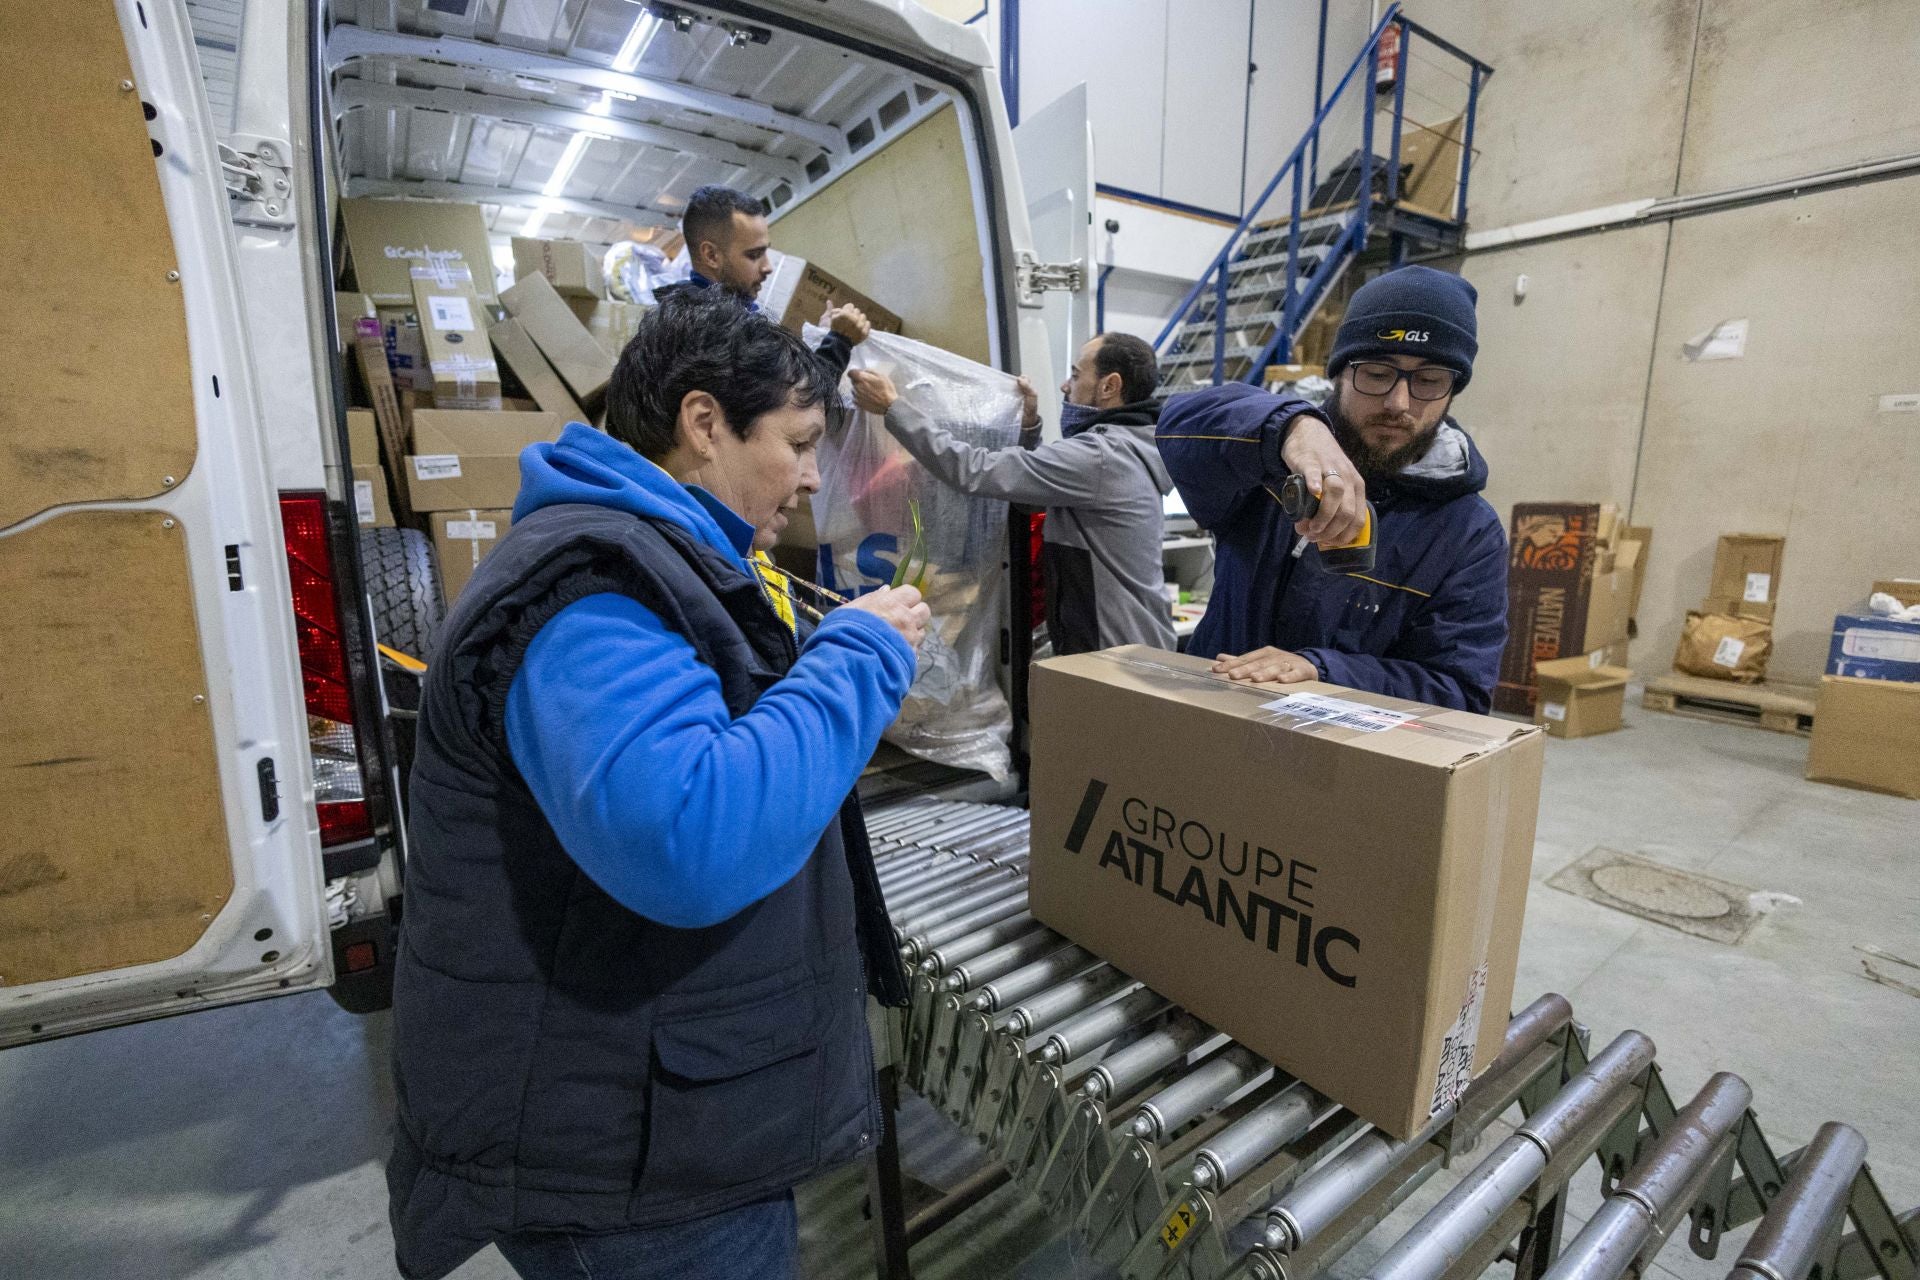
826 303 872 345
848 369 899 415
1212 647 1317 684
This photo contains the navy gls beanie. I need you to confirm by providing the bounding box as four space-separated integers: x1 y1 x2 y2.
1328 265 1478 390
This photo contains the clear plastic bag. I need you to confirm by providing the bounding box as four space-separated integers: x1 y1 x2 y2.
808 328 1020 780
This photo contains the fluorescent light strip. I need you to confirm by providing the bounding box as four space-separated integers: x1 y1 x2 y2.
612 11 660 73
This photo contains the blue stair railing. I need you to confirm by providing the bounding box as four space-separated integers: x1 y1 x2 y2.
1153 5 1492 394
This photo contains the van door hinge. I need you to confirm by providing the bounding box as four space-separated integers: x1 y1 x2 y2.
219 135 295 229
1015 251 1085 308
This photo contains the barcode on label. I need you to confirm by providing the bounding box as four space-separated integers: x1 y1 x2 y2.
353 480 376 525
1430 964 1488 1114
1712 636 1745 668
1262 692 1414 733
1588 650 1604 668
427 295 474 331
412 454 462 481
445 520 497 540
1743 572 1771 603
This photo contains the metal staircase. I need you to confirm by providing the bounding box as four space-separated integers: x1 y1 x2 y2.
1154 5 1493 397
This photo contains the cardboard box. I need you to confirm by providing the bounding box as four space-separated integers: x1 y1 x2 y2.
1532 657 1630 738
500 273 614 406
353 334 414 523
1029 647 1544 1140
1673 611 1771 683
1700 596 1777 624
340 198 497 306
351 463 395 528
409 266 501 410
431 509 513 603
1621 525 1653 620
758 254 904 337
512 236 605 299
1581 563 1633 653
405 409 563 512
489 319 586 422
1806 676 1920 799
1827 604 1920 683
1602 639 1630 669
335 291 374 348
1708 534 1785 608
1872 579 1920 608
1496 503 1605 715
345 408 380 463
567 296 648 357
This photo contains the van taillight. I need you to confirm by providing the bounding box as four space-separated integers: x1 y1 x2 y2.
280 493 372 846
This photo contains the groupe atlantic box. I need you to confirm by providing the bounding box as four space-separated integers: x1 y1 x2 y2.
1029 647 1544 1140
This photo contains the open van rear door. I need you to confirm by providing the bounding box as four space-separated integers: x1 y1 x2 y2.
0 0 332 1046
1011 83 1096 426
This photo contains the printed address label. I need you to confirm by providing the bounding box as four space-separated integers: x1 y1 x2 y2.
353 480 376 525
1263 691 1415 732
412 454 463 481
427 295 474 331
1713 636 1746 668
445 520 498 540
1744 572 1772 603
1543 701 1568 722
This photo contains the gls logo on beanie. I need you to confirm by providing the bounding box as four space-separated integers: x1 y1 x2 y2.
1376 328 1430 343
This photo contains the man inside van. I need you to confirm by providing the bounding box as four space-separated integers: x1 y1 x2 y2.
847 332 1177 653
665 183 872 377
387 293 928 1280
1156 266 1506 712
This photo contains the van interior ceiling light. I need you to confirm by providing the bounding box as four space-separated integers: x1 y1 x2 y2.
520 7 655 243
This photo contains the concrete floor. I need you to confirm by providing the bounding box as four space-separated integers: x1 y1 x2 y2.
3 698 1916 1279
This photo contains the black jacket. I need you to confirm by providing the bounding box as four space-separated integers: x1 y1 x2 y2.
386 502 906 1279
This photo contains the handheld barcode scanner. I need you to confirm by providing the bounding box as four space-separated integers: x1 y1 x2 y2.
1280 472 1377 575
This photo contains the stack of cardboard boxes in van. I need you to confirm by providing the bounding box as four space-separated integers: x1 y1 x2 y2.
332 197 900 609
1495 503 1649 737
333 199 621 603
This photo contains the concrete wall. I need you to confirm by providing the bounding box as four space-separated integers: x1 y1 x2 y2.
1426 0 1920 683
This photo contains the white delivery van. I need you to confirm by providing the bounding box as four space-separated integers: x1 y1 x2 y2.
0 0 1093 1045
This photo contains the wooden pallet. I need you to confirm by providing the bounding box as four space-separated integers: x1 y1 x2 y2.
1642 673 1818 736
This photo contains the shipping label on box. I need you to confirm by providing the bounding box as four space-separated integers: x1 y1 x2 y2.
1496 503 1603 716
431 508 514 603
1029 647 1543 1139
351 463 395 527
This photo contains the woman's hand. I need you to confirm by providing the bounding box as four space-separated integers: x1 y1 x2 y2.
842 584 930 651
848 369 899 415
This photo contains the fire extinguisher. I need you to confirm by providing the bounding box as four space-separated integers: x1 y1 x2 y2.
1375 23 1402 94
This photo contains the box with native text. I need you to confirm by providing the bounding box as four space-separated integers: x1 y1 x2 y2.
1029 646 1544 1140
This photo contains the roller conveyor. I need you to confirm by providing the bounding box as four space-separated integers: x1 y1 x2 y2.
856 799 1920 1280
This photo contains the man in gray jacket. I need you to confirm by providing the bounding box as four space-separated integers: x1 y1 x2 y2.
847 333 1175 654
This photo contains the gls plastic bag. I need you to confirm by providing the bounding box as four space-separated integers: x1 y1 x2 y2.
808 328 1020 780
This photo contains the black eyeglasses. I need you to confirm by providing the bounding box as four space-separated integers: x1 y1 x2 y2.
1349 361 1459 401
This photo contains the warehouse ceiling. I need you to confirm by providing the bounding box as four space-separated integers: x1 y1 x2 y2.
327 0 950 243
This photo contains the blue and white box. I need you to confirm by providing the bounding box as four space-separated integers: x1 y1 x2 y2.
1827 603 1920 683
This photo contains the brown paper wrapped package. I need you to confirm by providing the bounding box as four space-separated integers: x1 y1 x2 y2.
1673 611 1772 683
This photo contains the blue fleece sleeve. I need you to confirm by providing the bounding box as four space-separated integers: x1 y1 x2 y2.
1296 515 1509 713
505 593 916 927
1156 385 1322 530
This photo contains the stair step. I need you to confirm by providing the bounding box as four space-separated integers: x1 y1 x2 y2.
1160 344 1263 370
1173 310 1284 342
1193 280 1295 309
1230 247 1334 277
1243 215 1349 250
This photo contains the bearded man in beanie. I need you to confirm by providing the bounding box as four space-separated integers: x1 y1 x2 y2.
1156 266 1505 712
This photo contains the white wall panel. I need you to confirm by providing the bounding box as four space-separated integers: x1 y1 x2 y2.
1018 0 1168 197
1159 0 1254 213
1243 0 1323 213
